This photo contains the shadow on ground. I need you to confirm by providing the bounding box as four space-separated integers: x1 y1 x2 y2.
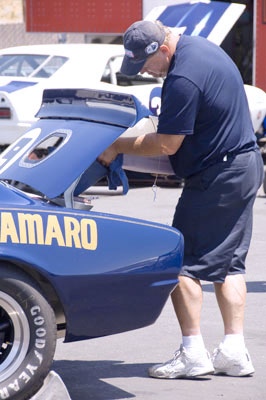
202 280 266 293
52 359 211 400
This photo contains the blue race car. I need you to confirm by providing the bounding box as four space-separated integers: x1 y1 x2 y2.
0 88 184 400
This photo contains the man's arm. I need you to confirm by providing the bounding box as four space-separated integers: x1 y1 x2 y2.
98 132 185 166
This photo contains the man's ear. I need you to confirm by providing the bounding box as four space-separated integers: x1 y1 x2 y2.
159 44 170 55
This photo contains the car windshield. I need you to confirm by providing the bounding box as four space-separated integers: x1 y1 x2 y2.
0 54 68 78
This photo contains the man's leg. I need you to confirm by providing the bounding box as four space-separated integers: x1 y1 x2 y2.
148 276 214 378
214 274 246 334
171 276 211 354
171 275 202 336
212 274 254 376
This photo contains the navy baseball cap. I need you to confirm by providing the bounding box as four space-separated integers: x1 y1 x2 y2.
121 20 166 76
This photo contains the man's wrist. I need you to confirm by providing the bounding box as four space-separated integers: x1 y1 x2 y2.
114 138 122 154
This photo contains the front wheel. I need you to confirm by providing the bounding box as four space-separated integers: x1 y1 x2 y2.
0 265 57 400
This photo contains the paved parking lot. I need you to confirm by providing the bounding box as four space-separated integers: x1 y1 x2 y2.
53 184 266 400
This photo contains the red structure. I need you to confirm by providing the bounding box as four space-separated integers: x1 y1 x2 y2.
254 0 266 91
24 0 266 91
25 0 142 34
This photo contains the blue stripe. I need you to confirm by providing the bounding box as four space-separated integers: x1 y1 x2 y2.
158 2 231 38
0 80 37 93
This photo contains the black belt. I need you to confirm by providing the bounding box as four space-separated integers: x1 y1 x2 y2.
216 149 254 164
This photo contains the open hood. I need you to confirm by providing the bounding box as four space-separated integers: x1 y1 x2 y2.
0 89 151 199
145 0 245 46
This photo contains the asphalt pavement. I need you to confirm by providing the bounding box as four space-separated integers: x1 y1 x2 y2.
52 183 266 400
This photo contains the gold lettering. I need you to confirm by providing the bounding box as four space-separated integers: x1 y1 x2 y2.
18 213 44 244
0 212 98 251
80 219 97 250
64 217 81 248
0 212 19 243
45 215 65 247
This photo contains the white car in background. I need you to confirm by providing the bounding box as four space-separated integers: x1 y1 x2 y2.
0 43 162 147
0 0 266 150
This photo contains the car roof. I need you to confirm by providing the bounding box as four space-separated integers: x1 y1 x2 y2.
0 43 124 57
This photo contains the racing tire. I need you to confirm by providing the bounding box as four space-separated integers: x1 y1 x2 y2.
0 265 57 400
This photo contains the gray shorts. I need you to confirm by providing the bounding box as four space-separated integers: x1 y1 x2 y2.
172 149 264 282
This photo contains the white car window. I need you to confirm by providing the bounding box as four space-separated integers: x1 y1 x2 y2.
0 54 48 77
0 54 68 78
101 55 162 86
34 56 68 78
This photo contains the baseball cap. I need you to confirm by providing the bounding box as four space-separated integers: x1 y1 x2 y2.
121 20 166 76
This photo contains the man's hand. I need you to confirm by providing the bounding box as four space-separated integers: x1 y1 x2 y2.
97 132 185 167
97 142 118 167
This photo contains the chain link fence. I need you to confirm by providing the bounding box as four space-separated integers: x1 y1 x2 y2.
0 22 121 50
0 23 87 49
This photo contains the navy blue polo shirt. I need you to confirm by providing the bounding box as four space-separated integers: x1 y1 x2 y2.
157 35 257 178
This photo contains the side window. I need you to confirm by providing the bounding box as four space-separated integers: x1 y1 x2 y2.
34 56 68 78
101 56 122 85
21 130 71 168
0 55 48 77
101 55 162 87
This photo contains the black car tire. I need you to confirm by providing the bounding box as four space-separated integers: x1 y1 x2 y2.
0 265 57 400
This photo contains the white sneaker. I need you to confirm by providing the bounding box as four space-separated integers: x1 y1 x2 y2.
148 345 214 379
212 343 255 376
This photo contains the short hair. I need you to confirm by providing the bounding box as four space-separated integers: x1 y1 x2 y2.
155 20 172 47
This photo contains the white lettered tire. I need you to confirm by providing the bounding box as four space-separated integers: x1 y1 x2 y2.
0 265 57 400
